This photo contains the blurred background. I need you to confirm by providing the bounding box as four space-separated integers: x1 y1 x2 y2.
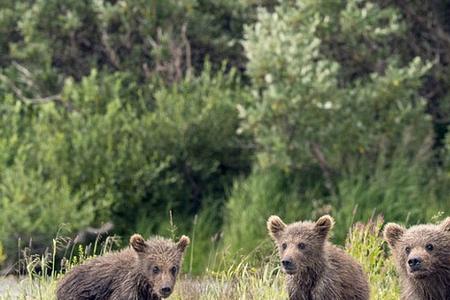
0 0 449 275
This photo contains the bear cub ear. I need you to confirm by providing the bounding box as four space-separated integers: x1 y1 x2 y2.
315 215 334 237
267 215 287 240
383 223 405 248
440 217 450 232
177 235 190 252
130 234 147 253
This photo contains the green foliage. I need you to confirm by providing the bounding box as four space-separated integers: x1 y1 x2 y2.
0 162 94 256
243 0 432 172
0 0 248 93
222 0 446 256
126 67 251 232
0 66 250 266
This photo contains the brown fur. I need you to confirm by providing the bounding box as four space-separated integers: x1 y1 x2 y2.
384 218 450 300
267 215 369 300
56 234 190 300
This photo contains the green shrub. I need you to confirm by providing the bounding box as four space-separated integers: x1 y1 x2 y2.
0 161 94 259
123 66 252 232
0 0 248 95
0 66 251 262
243 0 432 173
237 0 443 248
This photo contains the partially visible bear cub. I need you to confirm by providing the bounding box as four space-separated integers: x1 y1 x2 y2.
57 234 190 300
384 218 450 300
267 215 369 300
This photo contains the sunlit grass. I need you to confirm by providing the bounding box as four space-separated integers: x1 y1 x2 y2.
0 243 5 269
346 216 400 300
0 219 400 300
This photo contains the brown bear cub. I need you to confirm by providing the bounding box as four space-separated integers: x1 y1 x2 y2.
384 218 450 300
267 215 369 300
57 234 190 300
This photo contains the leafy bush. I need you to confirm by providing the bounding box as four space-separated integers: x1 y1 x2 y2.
220 0 445 254
126 66 252 232
0 0 248 94
0 66 251 265
239 0 443 236
243 0 432 173
0 162 94 257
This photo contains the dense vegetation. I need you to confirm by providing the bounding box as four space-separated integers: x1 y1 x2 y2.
0 0 449 275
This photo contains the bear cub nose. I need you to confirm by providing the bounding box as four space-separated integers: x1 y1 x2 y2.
408 257 422 270
282 259 294 269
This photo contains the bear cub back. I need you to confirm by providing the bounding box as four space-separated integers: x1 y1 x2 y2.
384 218 450 300
57 234 190 300
267 215 369 300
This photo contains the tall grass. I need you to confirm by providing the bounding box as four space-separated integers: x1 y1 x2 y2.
0 235 119 300
222 169 317 265
0 218 401 300
346 217 400 300
334 148 442 242
0 243 5 266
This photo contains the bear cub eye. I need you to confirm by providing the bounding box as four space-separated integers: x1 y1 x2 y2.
425 244 434 251
171 266 178 275
298 242 306 250
405 246 411 254
152 266 160 274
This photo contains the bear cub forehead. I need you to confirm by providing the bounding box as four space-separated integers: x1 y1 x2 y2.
282 222 324 241
400 225 449 246
384 218 450 248
130 234 190 263
389 223 450 250
267 215 334 244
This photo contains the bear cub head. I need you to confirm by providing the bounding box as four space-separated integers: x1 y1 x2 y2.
384 217 450 280
130 234 190 298
267 215 334 275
